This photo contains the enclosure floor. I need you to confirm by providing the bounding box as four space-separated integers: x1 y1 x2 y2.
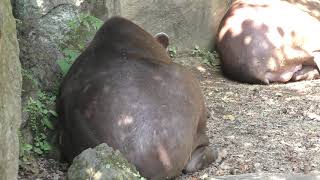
176 52 320 179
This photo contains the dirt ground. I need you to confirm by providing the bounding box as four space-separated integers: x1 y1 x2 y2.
176 52 320 179
19 52 320 179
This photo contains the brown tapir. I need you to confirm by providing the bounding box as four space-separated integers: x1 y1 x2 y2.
56 16 216 179
216 0 320 84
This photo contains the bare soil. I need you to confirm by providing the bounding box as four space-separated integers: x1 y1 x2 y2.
19 52 320 179
176 52 320 179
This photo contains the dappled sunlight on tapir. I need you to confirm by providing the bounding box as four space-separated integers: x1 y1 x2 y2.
216 0 320 84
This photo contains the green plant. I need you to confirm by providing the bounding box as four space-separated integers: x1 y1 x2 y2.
192 45 218 66
168 46 177 58
25 91 57 155
64 13 103 51
18 130 33 161
21 69 39 87
58 14 103 75
68 14 103 36
57 49 80 76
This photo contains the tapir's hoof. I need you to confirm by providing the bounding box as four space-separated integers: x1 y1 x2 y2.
184 147 227 173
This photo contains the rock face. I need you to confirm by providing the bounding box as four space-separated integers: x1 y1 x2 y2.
15 3 79 90
0 0 22 179
68 143 145 180
121 0 232 50
12 0 121 89
12 0 231 89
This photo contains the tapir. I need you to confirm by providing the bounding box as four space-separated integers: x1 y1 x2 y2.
56 16 215 179
216 0 320 84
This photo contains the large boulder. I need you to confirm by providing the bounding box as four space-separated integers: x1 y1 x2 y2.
12 0 121 90
68 143 145 180
15 3 79 90
0 0 22 179
121 0 232 50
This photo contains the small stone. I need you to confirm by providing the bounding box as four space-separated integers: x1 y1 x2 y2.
304 162 311 174
230 168 238 175
222 114 235 121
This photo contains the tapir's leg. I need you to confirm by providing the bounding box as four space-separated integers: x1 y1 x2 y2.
183 109 226 173
291 52 320 81
183 134 214 173
291 66 320 81
264 64 302 83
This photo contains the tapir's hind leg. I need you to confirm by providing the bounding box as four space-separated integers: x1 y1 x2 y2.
183 107 226 173
154 32 169 49
183 133 213 173
183 133 227 173
291 52 320 81
263 64 302 83
291 66 320 81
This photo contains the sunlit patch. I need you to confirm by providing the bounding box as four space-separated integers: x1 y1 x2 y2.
36 0 43 8
157 144 172 170
244 36 252 45
307 112 320 122
266 57 279 70
311 9 320 18
281 46 310 60
243 142 252 148
196 66 206 73
265 30 283 49
75 0 85 6
93 171 102 179
268 176 287 180
218 14 245 40
85 168 95 177
273 50 286 65
118 115 133 126
280 80 320 94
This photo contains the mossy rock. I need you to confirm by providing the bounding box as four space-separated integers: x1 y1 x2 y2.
68 143 145 180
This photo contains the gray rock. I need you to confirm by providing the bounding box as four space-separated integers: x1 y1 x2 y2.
68 143 145 180
80 0 121 20
0 0 22 179
17 4 79 90
120 0 232 50
12 0 83 20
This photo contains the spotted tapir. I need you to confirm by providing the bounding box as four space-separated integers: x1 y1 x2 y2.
216 0 320 84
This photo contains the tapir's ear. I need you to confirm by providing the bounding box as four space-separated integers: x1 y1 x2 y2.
154 32 169 49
